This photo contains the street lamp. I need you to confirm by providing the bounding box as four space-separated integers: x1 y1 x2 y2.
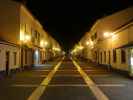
44 41 48 47
53 47 61 52
20 30 31 70
40 40 44 48
25 35 31 42
86 41 89 45
104 32 114 38
78 46 84 50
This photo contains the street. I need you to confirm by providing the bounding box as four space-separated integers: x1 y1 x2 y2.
0 56 133 100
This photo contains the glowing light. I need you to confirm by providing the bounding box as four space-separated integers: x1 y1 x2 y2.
104 32 110 38
44 41 48 47
53 47 61 51
35 50 39 56
112 34 118 40
90 40 93 46
104 32 114 38
20 30 25 41
131 57 133 66
86 41 89 45
20 30 31 43
78 46 84 50
40 40 44 47
25 35 31 41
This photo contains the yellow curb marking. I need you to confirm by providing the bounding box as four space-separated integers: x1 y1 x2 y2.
27 58 64 100
72 59 109 100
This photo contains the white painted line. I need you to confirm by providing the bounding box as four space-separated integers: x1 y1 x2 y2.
97 84 126 87
90 75 112 77
48 84 88 87
15 75 47 78
72 59 109 100
29 75 47 77
54 75 82 77
84 69 106 71
27 58 64 100
12 84 39 88
33 70 51 72
12 84 88 87
57 70 77 71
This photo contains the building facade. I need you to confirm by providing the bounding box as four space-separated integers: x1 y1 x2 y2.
0 0 61 74
76 6 133 76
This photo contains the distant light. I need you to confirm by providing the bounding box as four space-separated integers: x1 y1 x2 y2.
53 47 61 51
44 41 48 47
40 40 44 47
86 41 89 45
104 32 110 38
90 40 93 46
78 46 84 50
25 35 31 41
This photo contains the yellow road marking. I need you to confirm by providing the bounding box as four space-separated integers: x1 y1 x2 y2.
27 58 64 100
72 59 109 100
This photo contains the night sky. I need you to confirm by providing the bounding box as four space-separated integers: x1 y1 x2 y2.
16 0 132 51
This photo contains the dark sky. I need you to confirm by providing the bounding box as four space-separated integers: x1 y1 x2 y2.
16 0 132 51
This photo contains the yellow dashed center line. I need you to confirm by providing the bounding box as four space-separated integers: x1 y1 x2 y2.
27 57 64 100
72 59 109 100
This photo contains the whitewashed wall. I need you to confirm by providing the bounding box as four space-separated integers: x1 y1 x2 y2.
0 43 20 71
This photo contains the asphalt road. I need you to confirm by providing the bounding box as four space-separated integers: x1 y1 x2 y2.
0 56 133 100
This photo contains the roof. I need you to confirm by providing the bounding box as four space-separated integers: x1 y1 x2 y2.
91 6 133 35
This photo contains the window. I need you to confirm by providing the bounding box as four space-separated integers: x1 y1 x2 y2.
104 51 106 63
14 52 17 66
24 24 27 33
113 50 116 63
108 51 111 64
95 51 97 60
101 52 102 63
94 32 97 39
121 49 126 63
25 50 27 64
91 32 97 41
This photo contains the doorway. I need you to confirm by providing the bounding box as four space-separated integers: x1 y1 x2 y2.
34 49 40 65
108 51 111 64
130 49 133 76
5 51 10 75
